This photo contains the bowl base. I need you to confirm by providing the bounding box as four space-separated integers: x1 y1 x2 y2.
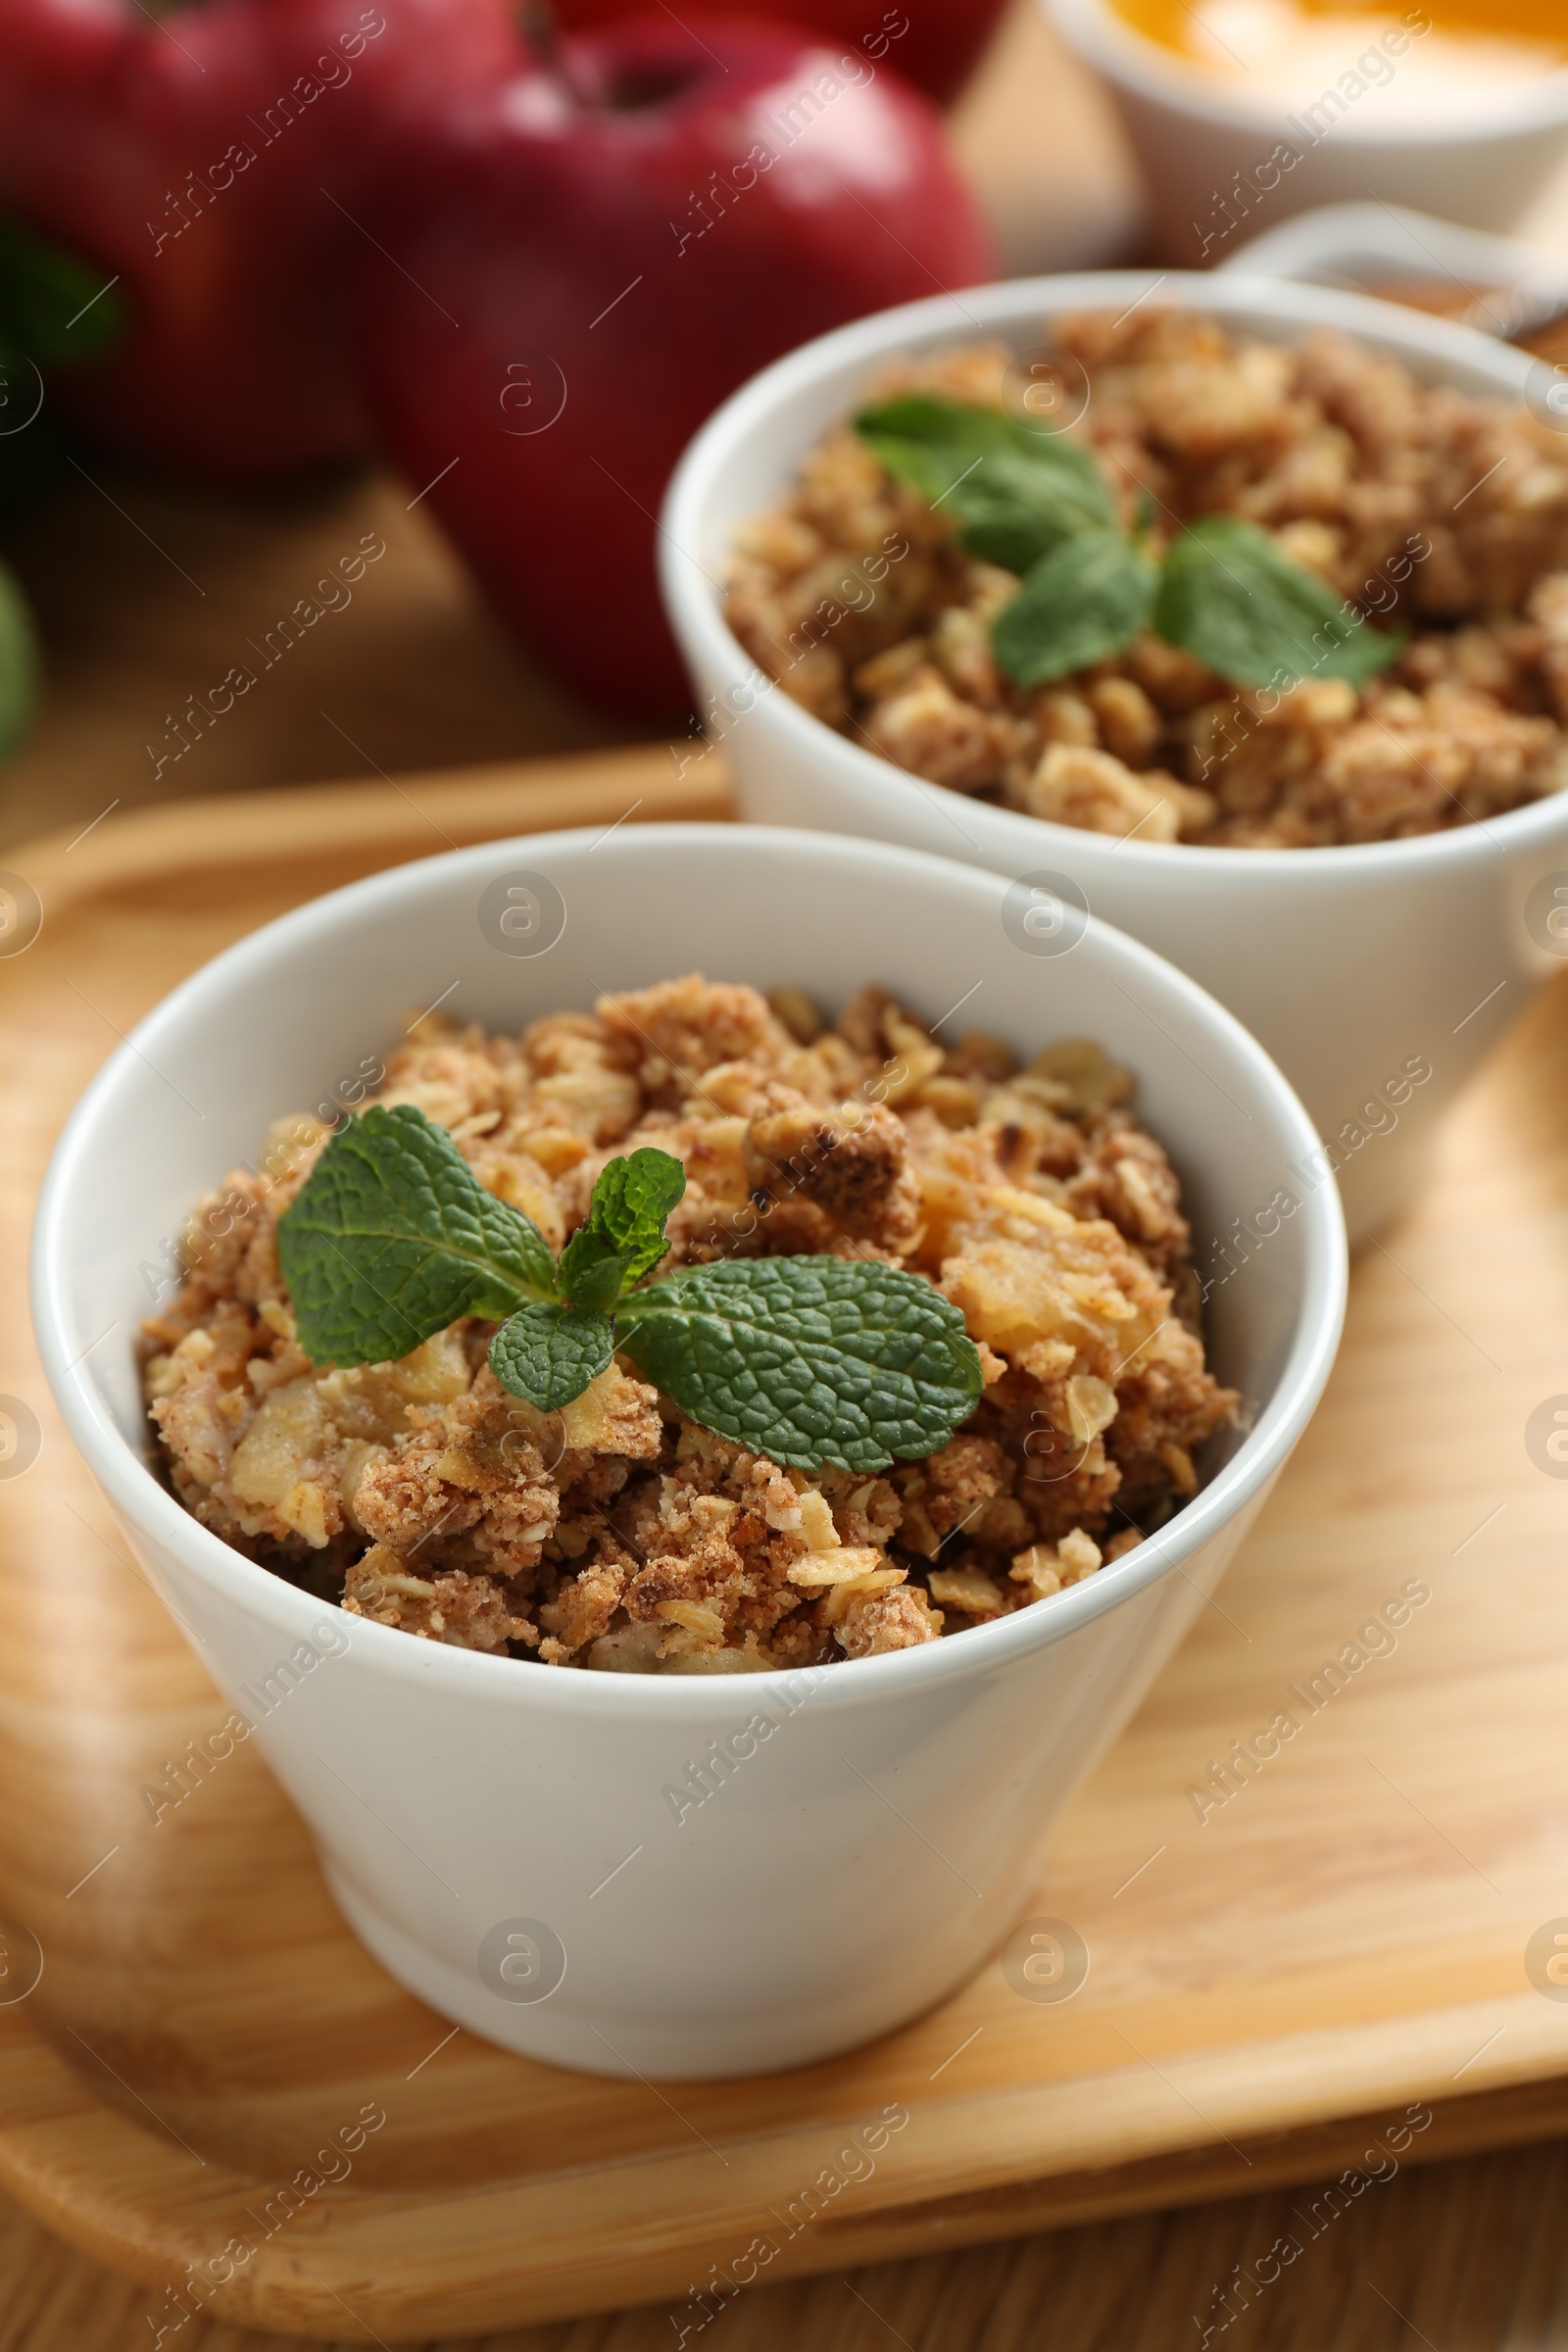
318 1857 979 2082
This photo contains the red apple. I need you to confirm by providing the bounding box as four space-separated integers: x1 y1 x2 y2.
0 0 521 482
552 0 1010 107
353 13 995 717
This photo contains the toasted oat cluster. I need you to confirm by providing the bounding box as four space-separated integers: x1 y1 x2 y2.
142 976 1236 1673
725 310 1568 849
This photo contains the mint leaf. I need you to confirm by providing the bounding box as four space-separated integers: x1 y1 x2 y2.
1154 514 1404 691
856 396 1404 696
490 1302 614 1411
557 1227 630 1314
993 528 1156 688
857 396 1113 575
617 1258 983 1474
588 1149 687 1278
0 559 36 756
0 219 127 367
277 1102 558 1366
274 1107 984 1472
559 1147 686 1309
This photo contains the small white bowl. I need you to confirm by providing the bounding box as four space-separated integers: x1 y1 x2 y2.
661 270 1568 1244
32 825 1344 2080
1046 0 1568 251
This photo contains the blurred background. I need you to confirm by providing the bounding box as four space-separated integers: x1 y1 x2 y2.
3 0 1565 857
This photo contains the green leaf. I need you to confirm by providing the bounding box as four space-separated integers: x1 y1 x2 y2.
557 1226 631 1314
616 1257 984 1475
589 1149 687 1278
1153 514 1404 692
0 559 37 758
992 528 1156 689
856 396 1114 575
276 1102 559 1367
0 348 68 518
0 219 127 367
558 1147 686 1310
490 1302 614 1412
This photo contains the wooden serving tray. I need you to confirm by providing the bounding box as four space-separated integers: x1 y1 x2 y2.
4 745 1568 2342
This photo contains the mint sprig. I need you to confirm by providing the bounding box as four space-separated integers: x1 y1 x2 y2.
857 395 1114 574
992 526 1156 689
1154 514 1405 690
276 1102 984 1473
558 1144 686 1308
489 1301 615 1412
854 396 1403 696
618 1258 982 1474
275 1102 558 1362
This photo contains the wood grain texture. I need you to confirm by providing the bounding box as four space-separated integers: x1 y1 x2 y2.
0 12 1567 2335
3 758 1568 2341
8 2135 1568 2352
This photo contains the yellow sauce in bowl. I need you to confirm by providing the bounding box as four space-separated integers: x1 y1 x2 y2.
1111 0 1568 101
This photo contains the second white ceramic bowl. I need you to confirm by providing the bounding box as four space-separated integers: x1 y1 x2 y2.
661 271 1568 1244
1046 0 1568 251
33 826 1344 2079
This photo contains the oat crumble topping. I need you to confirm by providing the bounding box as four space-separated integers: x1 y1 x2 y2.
725 310 1568 849
142 975 1237 1672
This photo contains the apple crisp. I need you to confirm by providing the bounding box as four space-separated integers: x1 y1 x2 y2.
725 309 1568 848
142 975 1236 1672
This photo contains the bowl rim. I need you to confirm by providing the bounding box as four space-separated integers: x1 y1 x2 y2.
661 268 1568 883
1045 0 1568 142
31 822 1347 1723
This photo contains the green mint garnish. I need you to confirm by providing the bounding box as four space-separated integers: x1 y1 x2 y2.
276 1102 558 1364
856 395 1113 575
616 1258 983 1476
558 1144 686 1309
489 1301 615 1413
1153 514 1406 690
855 397 1403 696
991 527 1157 689
276 1104 984 1473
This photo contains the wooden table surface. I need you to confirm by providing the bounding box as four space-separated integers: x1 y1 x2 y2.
7 8 1568 2343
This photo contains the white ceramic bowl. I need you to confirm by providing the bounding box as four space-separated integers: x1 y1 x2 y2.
1046 0 1568 250
32 825 1345 2080
661 271 1568 1245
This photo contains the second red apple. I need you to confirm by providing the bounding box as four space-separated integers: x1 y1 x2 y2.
354 13 995 717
